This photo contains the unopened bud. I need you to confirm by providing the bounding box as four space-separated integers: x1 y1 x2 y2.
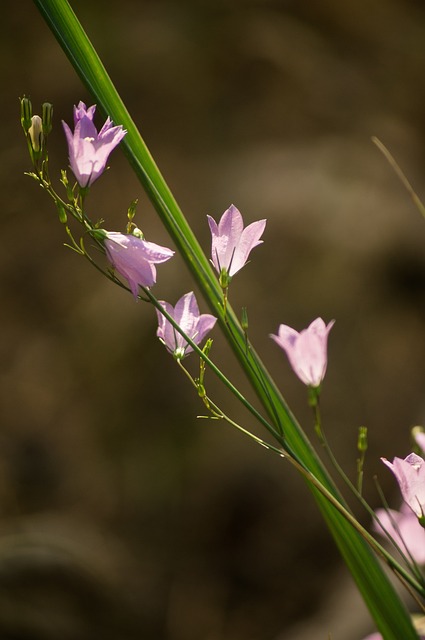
20 96 33 132
56 202 67 224
241 307 249 332
202 338 213 358
28 115 43 153
412 425 425 454
127 199 138 222
132 226 144 239
357 426 368 453
42 102 53 136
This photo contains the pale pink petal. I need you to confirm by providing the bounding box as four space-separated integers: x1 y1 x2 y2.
139 240 175 263
156 300 181 352
229 218 266 276
194 314 217 346
207 215 221 272
374 507 425 564
382 454 425 517
174 292 199 337
218 205 244 239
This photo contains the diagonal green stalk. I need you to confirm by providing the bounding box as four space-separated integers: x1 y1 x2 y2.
32 1 420 637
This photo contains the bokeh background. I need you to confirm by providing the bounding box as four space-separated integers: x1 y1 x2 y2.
2 1 425 638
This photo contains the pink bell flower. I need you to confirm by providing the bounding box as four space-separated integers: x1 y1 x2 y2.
62 101 127 188
207 204 266 282
156 291 217 359
374 504 425 565
381 453 425 520
270 317 335 387
104 231 174 298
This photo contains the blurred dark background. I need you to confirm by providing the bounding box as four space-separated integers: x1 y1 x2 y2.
2 1 425 638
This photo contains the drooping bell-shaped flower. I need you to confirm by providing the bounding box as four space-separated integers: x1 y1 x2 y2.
103 231 174 298
207 204 266 285
374 504 425 565
62 101 127 188
156 291 217 359
270 317 335 388
381 453 425 521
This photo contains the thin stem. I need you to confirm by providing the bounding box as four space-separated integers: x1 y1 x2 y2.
144 286 292 455
372 137 425 220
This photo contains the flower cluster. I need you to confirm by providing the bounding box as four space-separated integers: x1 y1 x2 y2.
22 98 339 399
24 92 425 640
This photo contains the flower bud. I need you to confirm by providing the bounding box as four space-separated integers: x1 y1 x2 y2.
56 202 67 224
42 102 53 136
241 307 249 332
20 96 33 133
28 115 43 153
132 226 144 239
127 199 138 222
202 338 213 358
412 426 425 455
357 426 368 453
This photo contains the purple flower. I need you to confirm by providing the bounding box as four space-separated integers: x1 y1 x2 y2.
270 317 335 387
207 205 266 281
156 292 217 359
62 101 127 188
374 504 425 564
104 232 174 298
381 453 425 520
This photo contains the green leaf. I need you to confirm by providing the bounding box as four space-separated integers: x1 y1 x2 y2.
32 1 420 637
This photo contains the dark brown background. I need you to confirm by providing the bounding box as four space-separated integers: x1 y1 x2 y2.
2 1 425 638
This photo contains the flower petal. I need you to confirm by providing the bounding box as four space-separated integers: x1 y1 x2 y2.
229 218 266 276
